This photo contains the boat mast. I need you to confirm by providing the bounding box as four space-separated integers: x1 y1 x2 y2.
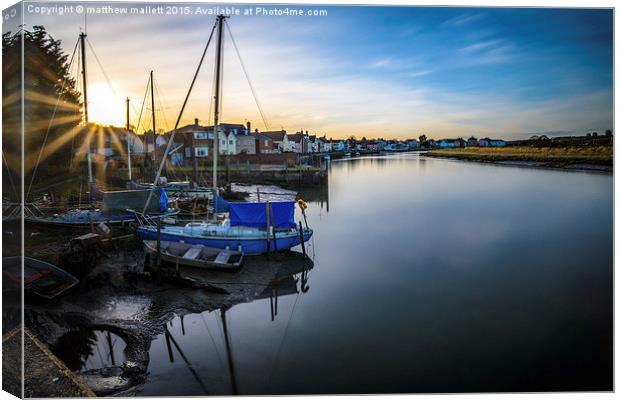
80 32 88 126
213 14 226 191
80 31 93 184
126 97 132 181
150 70 157 180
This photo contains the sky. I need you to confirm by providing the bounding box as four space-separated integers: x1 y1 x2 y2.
20 3 613 140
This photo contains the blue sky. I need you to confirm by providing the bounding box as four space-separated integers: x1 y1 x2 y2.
23 4 613 139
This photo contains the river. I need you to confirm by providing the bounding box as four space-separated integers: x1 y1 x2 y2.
65 153 616 394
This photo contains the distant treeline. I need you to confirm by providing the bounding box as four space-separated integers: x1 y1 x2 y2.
508 133 613 148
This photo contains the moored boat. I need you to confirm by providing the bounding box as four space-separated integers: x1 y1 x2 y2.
136 201 312 255
143 240 244 271
2 257 79 300
138 221 312 255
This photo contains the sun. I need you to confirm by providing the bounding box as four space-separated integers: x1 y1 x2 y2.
87 82 125 127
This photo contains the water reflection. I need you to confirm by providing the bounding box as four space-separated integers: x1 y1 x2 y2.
50 329 126 372
142 259 314 396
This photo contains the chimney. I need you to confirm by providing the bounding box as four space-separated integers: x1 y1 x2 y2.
246 121 251 134
194 118 199 125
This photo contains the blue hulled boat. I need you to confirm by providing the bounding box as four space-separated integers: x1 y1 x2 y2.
137 222 312 255
136 201 312 255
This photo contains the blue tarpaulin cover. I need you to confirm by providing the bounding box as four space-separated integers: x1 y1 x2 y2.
128 181 168 212
214 193 230 213
229 201 296 229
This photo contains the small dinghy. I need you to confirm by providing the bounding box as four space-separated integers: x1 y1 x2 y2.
2 257 79 300
143 240 244 271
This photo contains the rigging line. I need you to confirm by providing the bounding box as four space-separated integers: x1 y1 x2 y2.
134 77 151 135
85 37 142 117
224 20 270 131
207 59 215 126
25 37 80 200
2 150 19 200
141 20 217 214
265 290 302 392
172 21 217 131
153 80 171 132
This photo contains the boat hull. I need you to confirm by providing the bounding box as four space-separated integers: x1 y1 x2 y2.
143 240 243 271
137 226 312 255
25 209 180 228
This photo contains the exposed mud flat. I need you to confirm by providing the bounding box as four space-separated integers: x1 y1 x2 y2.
24 238 313 396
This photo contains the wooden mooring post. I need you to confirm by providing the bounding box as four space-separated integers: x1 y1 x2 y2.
156 218 162 282
298 221 306 258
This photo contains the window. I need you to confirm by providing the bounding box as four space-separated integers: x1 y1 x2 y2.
265 140 269 146
194 131 207 139
221 140 226 145
229 140 233 145
208 132 214 139
195 147 209 157
185 147 191 158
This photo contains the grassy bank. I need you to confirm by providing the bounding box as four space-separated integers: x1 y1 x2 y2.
427 146 613 167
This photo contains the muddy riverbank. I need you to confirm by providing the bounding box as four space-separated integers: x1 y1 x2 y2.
20 235 313 396
425 152 613 173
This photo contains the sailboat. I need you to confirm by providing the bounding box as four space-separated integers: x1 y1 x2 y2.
135 15 312 255
26 32 178 228
128 71 214 201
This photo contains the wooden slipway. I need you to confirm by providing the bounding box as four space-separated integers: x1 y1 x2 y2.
3 325 96 398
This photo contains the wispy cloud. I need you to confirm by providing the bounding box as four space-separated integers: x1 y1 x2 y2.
441 12 485 28
460 39 504 53
369 58 393 69
407 70 434 78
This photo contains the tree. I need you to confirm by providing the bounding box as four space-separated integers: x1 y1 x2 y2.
419 134 427 143
592 132 598 138
3 26 82 197
605 130 612 137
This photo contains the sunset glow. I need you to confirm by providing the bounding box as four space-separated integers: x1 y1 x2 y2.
25 6 613 140
87 82 125 127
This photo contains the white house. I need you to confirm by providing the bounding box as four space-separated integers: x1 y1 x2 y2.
259 130 292 152
218 130 237 155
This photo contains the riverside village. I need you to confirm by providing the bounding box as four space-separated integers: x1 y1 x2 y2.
2 7 613 398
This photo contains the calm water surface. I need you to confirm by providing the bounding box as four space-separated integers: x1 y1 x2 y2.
102 154 617 394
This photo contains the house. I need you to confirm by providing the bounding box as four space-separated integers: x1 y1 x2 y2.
254 132 276 154
365 140 380 151
437 138 466 148
437 139 457 148
406 139 419 149
467 136 478 147
324 139 345 152
489 139 506 147
317 136 327 153
308 135 325 153
209 123 248 155
140 131 168 154
287 132 309 153
235 123 255 154
260 130 292 152
171 119 213 164
478 138 490 147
